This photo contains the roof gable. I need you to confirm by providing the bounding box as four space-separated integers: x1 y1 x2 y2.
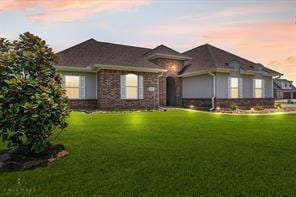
144 44 191 60
181 44 281 76
56 39 162 70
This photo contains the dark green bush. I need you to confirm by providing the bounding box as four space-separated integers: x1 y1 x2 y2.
230 104 238 111
254 105 264 111
0 32 70 155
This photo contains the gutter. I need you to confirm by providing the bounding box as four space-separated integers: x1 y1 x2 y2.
208 71 216 111
93 64 167 73
147 53 192 61
54 66 95 72
54 64 167 73
178 68 233 78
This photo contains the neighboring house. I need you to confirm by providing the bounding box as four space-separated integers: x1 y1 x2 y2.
54 39 282 110
273 79 296 100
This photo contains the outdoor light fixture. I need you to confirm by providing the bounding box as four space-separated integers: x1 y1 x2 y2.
251 107 254 111
190 105 194 109
216 107 220 110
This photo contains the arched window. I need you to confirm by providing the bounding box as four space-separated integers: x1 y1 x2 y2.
120 74 143 99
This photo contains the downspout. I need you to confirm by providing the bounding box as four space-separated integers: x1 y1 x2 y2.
208 71 216 111
158 72 164 108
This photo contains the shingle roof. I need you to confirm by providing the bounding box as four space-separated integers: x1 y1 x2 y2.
56 39 162 69
274 79 296 90
273 81 281 90
180 44 218 73
143 44 190 59
56 39 281 76
181 44 281 75
274 79 293 83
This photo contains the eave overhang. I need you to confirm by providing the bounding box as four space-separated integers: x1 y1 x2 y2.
147 53 192 61
54 64 166 73
239 68 257 75
54 66 96 72
179 67 234 78
92 64 167 73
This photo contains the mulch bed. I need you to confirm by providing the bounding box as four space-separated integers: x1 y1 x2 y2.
216 108 296 114
0 144 68 171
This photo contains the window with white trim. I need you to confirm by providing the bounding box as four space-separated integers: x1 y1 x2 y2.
254 79 263 98
230 77 239 98
64 75 85 99
121 74 143 99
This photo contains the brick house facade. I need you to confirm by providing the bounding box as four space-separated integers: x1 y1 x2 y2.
55 39 282 111
151 58 184 106
97 70 159 110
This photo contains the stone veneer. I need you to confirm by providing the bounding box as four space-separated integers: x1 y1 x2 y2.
68 99 97 109
151 58 183 106
183 98 275 110
97 70 159 110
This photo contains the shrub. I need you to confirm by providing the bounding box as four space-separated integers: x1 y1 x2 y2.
0 32 70 155
275 103 281 109
230 104 238 111
147 105 156 111
254 105 264 111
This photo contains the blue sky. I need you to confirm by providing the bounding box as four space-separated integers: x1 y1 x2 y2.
1 0 295 82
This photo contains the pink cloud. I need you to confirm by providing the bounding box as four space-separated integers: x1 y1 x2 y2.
201 20 296 80
178 2 294 22
0 0 150 22
140 17 295 81
0 0 39 11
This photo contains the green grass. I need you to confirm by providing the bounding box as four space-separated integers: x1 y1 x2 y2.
1 110 296 196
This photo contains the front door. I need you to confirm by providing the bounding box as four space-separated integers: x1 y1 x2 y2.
167 77 176 106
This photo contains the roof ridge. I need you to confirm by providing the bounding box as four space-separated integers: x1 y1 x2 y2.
156 44 183 54
57 38 151 54
142 44 185 57
96 40 152 50
206 44 258 65
57 38 96 54
182 44 206 54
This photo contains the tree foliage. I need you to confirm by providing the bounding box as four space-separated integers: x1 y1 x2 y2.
0 32 70 154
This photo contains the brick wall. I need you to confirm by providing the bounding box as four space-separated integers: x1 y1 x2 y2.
97 70 159 110
215 98 275 109
183 98 275 110
183 99 212 109
151 58 183 106
68 99 97 109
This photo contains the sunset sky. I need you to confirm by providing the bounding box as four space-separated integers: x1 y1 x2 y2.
1 0 295 84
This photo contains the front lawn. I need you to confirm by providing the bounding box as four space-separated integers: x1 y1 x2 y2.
1 110 296 196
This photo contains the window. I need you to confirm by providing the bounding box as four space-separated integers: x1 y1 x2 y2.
64 75 85 99
121 74 143 99
254 79 263 98
230 77 239 98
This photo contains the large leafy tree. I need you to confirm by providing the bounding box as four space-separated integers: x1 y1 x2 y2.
0 32 70 154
